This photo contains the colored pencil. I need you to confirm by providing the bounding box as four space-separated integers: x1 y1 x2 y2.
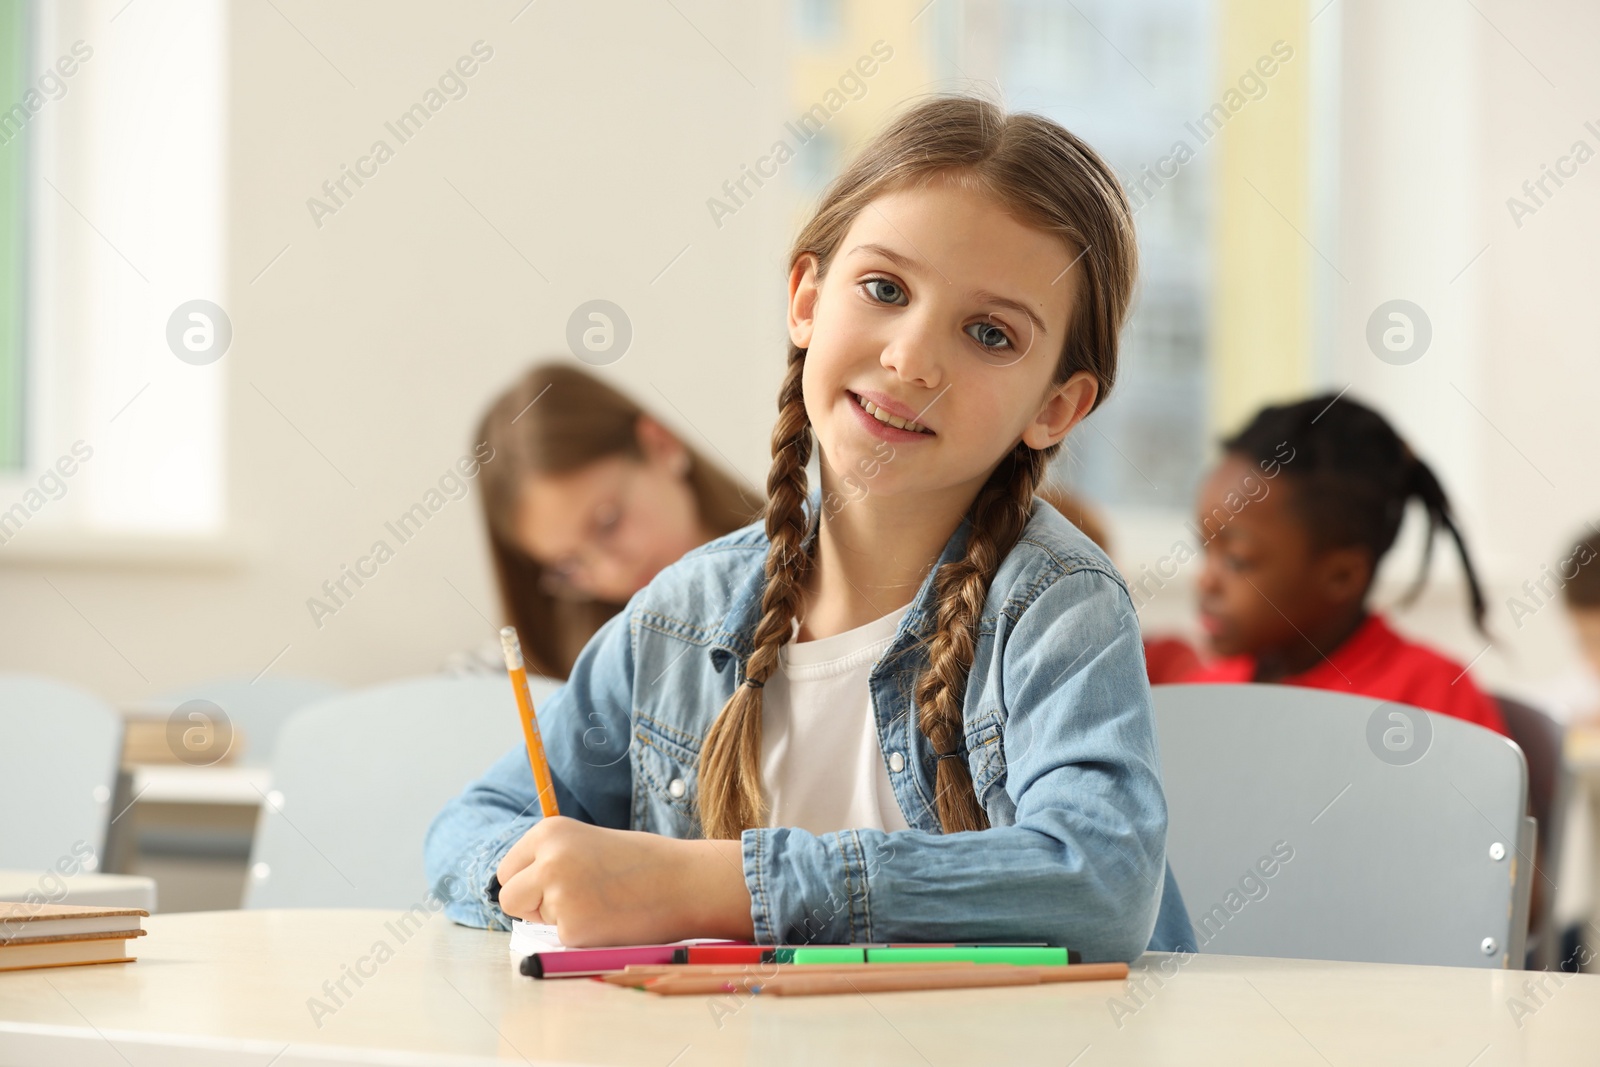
600 962 979 988
643 962 1129 997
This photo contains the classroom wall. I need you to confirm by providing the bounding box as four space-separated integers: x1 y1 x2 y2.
1471 0 1600 692
1327 0 1600 698
1 0 1596 708
0 1 790 704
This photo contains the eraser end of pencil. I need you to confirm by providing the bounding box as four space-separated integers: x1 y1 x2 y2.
500 626 524 670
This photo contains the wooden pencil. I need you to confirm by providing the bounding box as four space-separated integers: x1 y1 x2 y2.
640 966 1139 998
646 967 1038 997
500 626 559 819
643 962 1128 997
600 961 978 988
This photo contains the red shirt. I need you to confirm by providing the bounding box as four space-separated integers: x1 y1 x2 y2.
1144 636 1202 685
1182 614 1509 736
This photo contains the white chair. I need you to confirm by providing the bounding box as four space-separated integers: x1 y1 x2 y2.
1153 684 1532 969
244 674 560 909
0 674 123 872
1492 693 1571 970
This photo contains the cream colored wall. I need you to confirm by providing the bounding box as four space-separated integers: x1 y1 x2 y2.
1456 0 1600 693
0 1 789 703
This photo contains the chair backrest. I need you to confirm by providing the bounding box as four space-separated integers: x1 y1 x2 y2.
244 673 560 909
143 675 343 767
0 674 123 871
1153 684 1530 969
1495 692 1569 967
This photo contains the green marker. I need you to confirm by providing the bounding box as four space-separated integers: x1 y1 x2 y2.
868 947 1069 966
785 946 1071 967
778 946 867 964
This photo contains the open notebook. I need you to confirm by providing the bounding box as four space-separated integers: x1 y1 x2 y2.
508 919 731 961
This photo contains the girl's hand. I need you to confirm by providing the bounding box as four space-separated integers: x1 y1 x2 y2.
494 816 755 947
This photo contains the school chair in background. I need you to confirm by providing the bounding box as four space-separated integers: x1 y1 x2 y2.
0 674 123 872
1153 684 1532 969
244 673 560 909
1494 693 1572 971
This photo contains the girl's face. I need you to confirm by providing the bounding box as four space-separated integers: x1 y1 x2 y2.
1193 454 1367 659
788 174 1098 512
512 417 709 603
1567 606 1600 681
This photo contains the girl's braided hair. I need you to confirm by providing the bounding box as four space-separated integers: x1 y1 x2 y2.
696 95 1139 839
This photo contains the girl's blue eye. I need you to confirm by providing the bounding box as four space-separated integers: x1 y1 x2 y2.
965 322 1012 349
863 278 907 305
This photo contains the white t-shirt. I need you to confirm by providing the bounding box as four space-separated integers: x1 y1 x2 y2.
759 604 914 835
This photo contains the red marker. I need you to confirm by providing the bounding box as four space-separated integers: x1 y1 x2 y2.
672 945 770 965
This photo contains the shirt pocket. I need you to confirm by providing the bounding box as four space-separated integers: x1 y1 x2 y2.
630 710 703 839
963 708 1008 808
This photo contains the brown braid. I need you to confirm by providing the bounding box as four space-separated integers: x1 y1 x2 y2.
694 95 1137 840
697 345 816 839
914 442 1051 831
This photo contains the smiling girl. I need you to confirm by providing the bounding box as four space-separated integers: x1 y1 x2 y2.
425 96 1194 961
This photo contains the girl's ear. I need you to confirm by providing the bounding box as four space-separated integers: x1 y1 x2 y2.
1317 545 1373 608
788 253 821 349
635 414 687 470
1022 370 1099 450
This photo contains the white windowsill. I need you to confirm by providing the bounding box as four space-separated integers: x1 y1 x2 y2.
0 530 250 570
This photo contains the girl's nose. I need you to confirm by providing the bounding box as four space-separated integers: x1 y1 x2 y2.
878 312 944 389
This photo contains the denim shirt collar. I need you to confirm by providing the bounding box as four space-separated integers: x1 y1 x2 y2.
707 486 975 682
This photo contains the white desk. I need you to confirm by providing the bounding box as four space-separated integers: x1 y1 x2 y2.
125 763 272 806
0 871 156 913
0 910 1594 1065
102 765 269 912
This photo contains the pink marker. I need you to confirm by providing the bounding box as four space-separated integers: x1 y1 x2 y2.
520 941 747 978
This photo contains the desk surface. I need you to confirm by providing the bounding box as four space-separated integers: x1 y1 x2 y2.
0 910 1593 1066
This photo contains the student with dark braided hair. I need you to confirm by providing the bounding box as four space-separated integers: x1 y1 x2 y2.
427 95 1195 960
1184 394 1508 736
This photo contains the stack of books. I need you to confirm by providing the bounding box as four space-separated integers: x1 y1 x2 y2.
0 902 149 972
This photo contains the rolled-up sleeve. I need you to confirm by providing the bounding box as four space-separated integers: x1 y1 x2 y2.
740 568 1168 962
424 600 639 929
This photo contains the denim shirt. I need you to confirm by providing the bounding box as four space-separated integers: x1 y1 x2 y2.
425 493 1196 962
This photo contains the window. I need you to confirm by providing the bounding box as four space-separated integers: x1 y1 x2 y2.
0 0 228 555
794 0 841 44
933 0 1217 514
0 0 27 473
